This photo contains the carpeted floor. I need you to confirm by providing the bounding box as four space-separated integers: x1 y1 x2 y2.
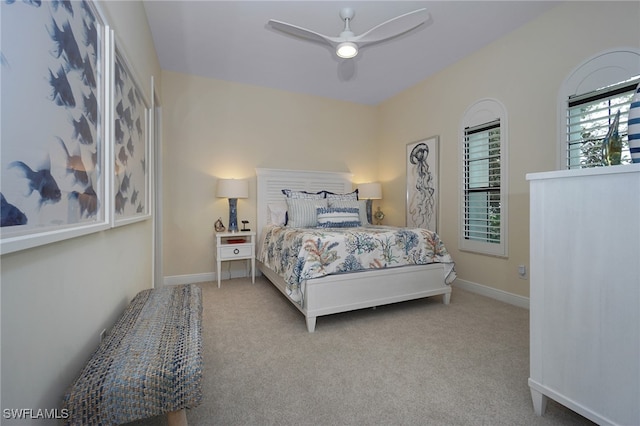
127 277 595 426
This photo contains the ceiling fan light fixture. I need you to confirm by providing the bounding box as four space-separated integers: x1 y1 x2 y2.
269 8 428 61
336 41 358 59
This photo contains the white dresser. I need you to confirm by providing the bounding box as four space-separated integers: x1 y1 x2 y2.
527 164 640 425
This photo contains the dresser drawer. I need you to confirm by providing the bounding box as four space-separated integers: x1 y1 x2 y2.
219 244 253 259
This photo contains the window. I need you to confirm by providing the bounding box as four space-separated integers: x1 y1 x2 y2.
566 77 639 169
559 48 640 169
460 99 508 257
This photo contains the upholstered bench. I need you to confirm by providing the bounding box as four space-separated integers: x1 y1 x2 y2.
63 284 202 426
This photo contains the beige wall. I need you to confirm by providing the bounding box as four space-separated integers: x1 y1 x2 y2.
0 1 160 421
377 1 640 297
161 72 378 277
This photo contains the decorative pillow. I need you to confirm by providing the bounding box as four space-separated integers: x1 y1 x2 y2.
316 207 361 228
267 201 288 226
286 198 328 228
281 189 325 199
324 189 358 201
328 199 369 225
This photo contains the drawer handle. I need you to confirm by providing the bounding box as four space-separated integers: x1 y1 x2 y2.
233 248 239 255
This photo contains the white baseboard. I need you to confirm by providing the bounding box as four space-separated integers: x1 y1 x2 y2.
164 272 214 286
453 279 530 310
163 270 255 286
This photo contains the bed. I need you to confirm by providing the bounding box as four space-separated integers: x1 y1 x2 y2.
256 168 456 332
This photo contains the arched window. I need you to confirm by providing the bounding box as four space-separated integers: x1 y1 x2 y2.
558 48 640 169
459 99 508 257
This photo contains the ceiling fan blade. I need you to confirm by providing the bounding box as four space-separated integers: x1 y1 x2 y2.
268 19 339 47
354 8 429 45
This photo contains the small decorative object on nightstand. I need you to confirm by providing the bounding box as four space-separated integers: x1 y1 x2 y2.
214 217 225 232
241 220 251 232
214 231 255 288
373 206 385 225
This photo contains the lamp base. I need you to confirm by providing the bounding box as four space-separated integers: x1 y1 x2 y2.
366 199 373 224
228 198 238 232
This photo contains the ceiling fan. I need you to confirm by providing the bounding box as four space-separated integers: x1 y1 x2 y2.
268 7 429 59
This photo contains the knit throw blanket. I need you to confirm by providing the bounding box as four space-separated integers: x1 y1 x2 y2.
63 284 203 425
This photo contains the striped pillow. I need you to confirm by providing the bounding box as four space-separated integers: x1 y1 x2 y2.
316 207 361 228
286 198 327 228
328 199 369 225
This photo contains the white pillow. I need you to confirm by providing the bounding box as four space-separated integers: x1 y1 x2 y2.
328 199 369 225
267 202 288 226
286 198 327 228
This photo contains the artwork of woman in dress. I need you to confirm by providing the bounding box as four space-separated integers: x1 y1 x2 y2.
407 137 438 231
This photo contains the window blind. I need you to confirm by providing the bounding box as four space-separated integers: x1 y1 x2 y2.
566 78 639 169
464 119 501 244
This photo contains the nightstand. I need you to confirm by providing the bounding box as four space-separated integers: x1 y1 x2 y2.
214 231 256 288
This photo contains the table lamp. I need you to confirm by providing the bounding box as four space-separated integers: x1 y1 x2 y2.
357 182 382 224
216 178 249 232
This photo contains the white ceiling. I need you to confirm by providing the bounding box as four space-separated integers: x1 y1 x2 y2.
143 1 558 105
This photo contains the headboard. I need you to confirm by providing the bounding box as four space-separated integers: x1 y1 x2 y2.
255 168 353 243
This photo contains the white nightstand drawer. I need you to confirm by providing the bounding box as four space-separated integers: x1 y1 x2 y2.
219 244 252 259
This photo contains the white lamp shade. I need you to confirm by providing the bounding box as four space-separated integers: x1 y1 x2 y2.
358 182 382 200
217 179 249 199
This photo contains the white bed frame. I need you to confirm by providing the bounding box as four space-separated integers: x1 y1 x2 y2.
255 168 452 332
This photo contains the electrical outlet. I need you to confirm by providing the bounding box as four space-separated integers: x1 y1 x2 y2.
99 329 107 342
518 264 527 279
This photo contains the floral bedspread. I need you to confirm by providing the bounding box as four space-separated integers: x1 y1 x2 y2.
258 225 456 303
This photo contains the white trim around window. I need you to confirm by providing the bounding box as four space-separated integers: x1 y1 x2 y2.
459 98 509 257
